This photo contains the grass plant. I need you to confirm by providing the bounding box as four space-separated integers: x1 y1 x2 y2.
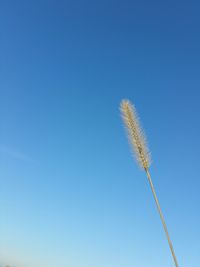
120 99 179 267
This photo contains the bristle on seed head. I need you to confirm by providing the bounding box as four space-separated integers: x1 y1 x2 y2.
120 99 151 170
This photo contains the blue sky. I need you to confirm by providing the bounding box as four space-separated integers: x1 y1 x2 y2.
1 0 200 266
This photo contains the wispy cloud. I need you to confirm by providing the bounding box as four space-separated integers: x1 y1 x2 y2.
0 145 34 163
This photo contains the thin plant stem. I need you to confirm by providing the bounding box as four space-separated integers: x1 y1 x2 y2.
145 168 179 267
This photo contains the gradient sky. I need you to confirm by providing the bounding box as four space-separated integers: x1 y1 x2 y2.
1 0 200 267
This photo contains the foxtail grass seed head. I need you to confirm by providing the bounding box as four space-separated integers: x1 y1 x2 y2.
120 99 151 170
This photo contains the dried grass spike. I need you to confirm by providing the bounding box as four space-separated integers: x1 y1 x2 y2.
120 99 151 169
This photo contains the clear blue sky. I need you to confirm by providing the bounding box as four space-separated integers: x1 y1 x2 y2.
1 0 200 266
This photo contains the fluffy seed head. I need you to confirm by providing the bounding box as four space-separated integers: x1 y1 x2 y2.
120 99 151 170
